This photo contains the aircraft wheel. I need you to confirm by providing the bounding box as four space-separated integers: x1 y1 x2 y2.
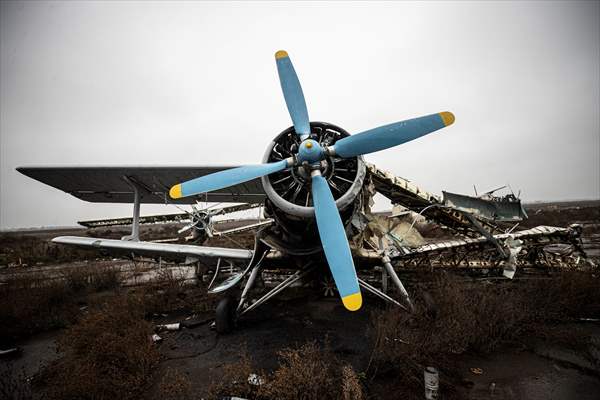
215 297 236 334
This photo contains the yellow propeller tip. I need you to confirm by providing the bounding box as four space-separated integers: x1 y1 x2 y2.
169 184 182 199
275 50 288 59
439 111 455 126
342 292 362 311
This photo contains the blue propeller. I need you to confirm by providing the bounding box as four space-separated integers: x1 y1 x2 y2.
275 50 310 137
169 50 455 311
311 172 361 310
170 159 291 199
333 112 455 158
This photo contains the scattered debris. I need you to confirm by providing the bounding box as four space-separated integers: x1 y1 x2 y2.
151 334 163 343
0 347 20 358
424 366 439 400
247 373 264 386
156 323 180 332
502 236 523 279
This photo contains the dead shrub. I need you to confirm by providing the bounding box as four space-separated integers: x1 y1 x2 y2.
155 367 192 400
368 271 600 398
260 342 340 400
37 295 159 400
0 274 79 343
0 264 122 343
89 264 122 291
60 263 122 293
341 364 364 400
524 271 600 321
207 342 365 400
60 266 90 292
138 267 215 315
0 234 98 265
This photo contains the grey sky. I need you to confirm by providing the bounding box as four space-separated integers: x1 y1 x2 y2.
1 1 598 229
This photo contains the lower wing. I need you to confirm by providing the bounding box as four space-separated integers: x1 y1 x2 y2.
53 236 253 263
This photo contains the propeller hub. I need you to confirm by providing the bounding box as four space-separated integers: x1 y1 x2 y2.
297 139 324 164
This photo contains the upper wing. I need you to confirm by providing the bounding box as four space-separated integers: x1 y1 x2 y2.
53 236 253 263
17 166 266 204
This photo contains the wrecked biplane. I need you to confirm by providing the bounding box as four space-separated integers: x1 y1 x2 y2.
18 50 587 332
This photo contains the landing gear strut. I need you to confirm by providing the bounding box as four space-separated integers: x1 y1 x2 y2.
215 297 236 333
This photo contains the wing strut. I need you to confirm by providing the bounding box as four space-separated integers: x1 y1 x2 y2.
121 176 142 241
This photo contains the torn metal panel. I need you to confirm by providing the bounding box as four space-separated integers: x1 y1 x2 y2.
501 236 524 279
363 214 426 250
367 163 498 237
366 162 438 208
442 191 528 222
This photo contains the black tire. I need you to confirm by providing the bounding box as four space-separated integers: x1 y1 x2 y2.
215 297 236 334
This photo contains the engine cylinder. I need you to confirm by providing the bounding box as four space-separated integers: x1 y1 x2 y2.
261 122 366 252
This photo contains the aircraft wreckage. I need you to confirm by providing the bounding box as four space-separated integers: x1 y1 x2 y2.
17 50 591 332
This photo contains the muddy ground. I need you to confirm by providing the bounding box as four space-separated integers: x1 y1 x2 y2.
1 200 599 399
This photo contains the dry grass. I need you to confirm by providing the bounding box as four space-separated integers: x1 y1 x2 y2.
0 364 33 400
36 295 159 400
0 261 215 343
0 235 97 266
136 267 216 316
207 342 365 400
259 342 341 400
155 367 193 400
367 271 600 399
0 263 122 343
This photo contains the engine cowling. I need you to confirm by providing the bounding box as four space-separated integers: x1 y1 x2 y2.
261 122 366 253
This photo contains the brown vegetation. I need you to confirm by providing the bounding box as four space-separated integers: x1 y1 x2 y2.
0 263 122 344
522 201 600 231
367 271 600 399
207 342 365 400
134 267 216 316
155 367 193 400
0 364 33 400
36 295 159 400
0 234 102 266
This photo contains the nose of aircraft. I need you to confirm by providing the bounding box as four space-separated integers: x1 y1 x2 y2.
298 139 323 163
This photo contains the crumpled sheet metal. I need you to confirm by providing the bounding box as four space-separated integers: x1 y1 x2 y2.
366 162 440 204
501 236 524 279
366 214 426 250
442 191 527 222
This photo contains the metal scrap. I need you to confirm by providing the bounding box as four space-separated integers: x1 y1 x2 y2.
442 191 527 222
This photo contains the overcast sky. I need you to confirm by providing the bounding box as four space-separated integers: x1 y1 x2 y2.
1 1 598 229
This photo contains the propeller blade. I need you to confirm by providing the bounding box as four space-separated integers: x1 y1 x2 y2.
170 159 290 199
333 112 455 158
275 50 310 137
311 173 362 311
